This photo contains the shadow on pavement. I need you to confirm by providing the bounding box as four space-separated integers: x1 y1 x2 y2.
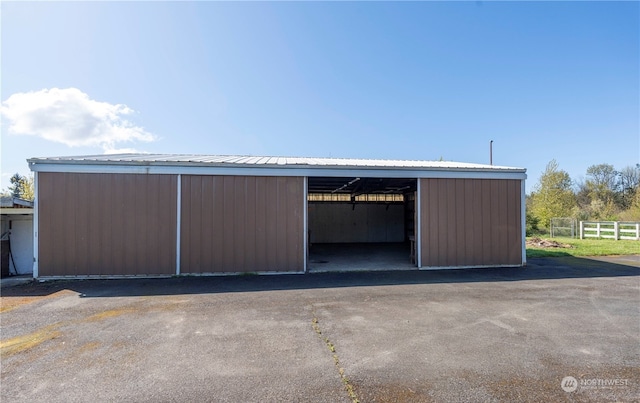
2 255 639 299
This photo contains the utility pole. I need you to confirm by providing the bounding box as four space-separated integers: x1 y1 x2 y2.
490 140 493 165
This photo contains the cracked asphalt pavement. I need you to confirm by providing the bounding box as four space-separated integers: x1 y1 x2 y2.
1 255 639 402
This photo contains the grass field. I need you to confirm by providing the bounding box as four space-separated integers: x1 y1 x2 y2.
526 237 639 258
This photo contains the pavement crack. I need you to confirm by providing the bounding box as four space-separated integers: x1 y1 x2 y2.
311 316 359 403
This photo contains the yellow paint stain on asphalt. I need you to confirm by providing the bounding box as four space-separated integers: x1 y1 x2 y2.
1 305 137 357
85 307 136 322
77 341 101 353
0 290 78 314
0 323 62 357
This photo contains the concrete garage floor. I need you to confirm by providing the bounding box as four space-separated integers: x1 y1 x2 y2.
1 256 639 402
309 242 415 272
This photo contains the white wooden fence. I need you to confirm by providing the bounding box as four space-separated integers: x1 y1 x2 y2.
579 221 640 240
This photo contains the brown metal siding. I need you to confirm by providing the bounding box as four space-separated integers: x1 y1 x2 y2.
420 178 522 267
38 173 177 276
181 175 304 273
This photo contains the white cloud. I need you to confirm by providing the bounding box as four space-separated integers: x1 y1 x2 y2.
1 88 156 152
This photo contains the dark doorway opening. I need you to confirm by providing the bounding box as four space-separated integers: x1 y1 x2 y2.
307 177 417 272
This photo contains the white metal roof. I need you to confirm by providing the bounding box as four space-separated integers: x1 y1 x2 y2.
29 153 524 170
28 154 526 180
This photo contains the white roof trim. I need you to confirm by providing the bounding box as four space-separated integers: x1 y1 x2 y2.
28 154 527 180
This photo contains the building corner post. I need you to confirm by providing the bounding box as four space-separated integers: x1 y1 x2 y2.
521 178 526 266
32 171 39 279
416 178 422 268
303 176 308 273
176 174 181 275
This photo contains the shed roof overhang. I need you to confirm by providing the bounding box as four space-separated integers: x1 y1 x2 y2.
28 154 527 181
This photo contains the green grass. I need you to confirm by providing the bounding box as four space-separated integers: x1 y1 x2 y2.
526 237 639 258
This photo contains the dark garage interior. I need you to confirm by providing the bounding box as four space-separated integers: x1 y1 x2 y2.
307 177 417 272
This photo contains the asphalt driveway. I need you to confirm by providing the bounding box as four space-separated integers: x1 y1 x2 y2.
2 256 639 402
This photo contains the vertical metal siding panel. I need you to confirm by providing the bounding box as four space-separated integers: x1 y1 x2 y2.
234 177 247 271
244 176 257 271
107 175 118 272
212 176 225 272
463 180 475 265
265 177 278 270
437 180 447 266
421 179 434 267
37 173 176 276
472 180 485 264
515 180 523 263
505 180 517 264
120 175 135 274
111 174 124 274
139 174 175 275
161 175 177 274
113 174 127 275
223 177 235 271
437 180 448 266
182 175 197 273
53 173 65 274
285 177 303 271
295 177 304 270
418 180 424 266
179 175 303 274
56 173 68 275
420 179 431 267
53 174 69 275
489 180 502 265
498 180 510 264
180 176 191 272
66 173 78 273
515 180 524 263
421 179 436 266
509 180 523 264
107 174 119 274
434 179 445 266
200 176 217 273
282 178 291 270
83 174 99 275
92 174 104 275
430 179 439 267
201 176 214 273
433 179 442 266
146 175 159 272
102 174 115 274
138 175 150 273
149 175 161 272
419 180 427 266
38 173 55 275
436 180 447 266
276 177 288 270
254 177 268 271
191 176 203 272
481 180 493 265
91 175 102 274
57 173 70 275
445 180 457 266
455 179 466 266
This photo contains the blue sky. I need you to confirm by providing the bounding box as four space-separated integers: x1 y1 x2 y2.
1 1 638 193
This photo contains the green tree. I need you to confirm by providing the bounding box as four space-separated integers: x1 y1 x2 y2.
620 189 640 221
585 163 619 206
528 160 576 228
618 164 640 210
6 173 34 201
